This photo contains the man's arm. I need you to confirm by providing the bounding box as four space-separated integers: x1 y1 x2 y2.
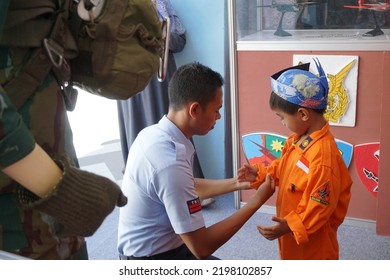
194 177 250 199
181 174 275 259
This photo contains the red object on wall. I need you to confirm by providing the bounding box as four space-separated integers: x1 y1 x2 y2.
353 143 379 198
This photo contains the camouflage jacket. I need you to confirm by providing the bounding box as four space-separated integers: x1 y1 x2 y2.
0 45 85 259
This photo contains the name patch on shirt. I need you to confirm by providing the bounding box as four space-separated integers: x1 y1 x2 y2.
187 198 202 214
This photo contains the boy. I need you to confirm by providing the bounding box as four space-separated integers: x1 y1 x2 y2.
238 59 352 259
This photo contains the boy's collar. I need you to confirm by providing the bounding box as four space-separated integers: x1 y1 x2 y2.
293 122 330 152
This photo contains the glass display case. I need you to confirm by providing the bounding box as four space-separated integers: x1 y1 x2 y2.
233 0 390 50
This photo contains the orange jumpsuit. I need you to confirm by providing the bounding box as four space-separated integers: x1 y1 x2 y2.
251 122 352 259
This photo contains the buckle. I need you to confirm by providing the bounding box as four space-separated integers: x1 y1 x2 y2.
157 17 171 82
77 0 105 22
43 38 64 68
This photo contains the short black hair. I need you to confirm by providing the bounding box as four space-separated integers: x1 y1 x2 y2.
169 62 224 111
269 92 326 115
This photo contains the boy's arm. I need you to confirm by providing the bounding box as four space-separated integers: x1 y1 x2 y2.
238 160 279 190
284 165 351 245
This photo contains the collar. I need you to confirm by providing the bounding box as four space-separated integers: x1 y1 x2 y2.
291 121 330 153
158 115 195 155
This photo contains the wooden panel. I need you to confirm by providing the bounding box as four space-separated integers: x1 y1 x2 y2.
377 51 390 235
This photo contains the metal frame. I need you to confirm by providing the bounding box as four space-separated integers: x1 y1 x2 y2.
227 0 241 210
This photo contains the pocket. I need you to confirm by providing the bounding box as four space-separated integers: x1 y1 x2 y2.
279 164 309 213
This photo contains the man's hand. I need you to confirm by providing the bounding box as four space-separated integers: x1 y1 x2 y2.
238 163 259 183
235 178 251 190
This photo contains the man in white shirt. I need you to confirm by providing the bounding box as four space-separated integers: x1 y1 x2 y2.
118 62 274 260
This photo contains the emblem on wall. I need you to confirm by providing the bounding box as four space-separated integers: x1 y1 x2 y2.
293 55 359 127
325 60 356 124
335 138 353 168
354 142 380 198
242 132 286 166
242 132 353 168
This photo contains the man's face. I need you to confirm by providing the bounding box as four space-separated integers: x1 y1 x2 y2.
195 87 223 135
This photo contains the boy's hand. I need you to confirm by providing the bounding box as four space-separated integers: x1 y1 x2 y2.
257 216 291 240
238 163 258 183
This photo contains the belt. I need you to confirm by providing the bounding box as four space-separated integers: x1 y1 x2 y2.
119 244 193 260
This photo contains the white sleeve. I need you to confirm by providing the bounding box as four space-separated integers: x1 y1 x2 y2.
153 160 205 234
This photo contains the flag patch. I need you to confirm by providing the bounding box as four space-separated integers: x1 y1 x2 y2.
296 156 309 174
187 198 202 214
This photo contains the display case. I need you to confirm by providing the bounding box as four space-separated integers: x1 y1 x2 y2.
228 0 390 235
234 0 390 50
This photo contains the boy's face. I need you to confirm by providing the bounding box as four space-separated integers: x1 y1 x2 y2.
273 108 308 137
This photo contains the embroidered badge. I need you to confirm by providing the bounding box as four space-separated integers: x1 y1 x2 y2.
310 182 330 206
187 198 202 214
299 136 312 150
296 156 309 174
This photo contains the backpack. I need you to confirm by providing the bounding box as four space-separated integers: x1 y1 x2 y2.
0 0 168 110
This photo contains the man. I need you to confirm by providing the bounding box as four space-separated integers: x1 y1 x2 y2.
117 62 275 260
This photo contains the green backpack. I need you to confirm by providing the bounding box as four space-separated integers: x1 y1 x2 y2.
1 0 167 110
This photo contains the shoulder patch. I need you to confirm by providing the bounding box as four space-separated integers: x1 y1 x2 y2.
187 197 202 214
299 136 312 150
310 182 330 206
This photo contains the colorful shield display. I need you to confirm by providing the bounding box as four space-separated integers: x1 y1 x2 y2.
335 138 353 168
242 132 353 168
241 132 286 166
353 142 380 198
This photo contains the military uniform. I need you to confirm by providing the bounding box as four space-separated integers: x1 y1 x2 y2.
0 46 87 259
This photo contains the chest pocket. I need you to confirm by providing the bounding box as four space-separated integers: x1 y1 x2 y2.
289 157 310 193
280 155 310 210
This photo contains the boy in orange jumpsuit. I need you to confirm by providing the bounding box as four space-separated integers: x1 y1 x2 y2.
239 59 352 259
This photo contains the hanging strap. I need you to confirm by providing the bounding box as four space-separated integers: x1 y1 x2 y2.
1 0 78 109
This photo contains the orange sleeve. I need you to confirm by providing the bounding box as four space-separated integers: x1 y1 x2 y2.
284 165 339 244
250 160 279 190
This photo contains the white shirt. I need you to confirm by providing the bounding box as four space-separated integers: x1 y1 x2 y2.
117 116 205 257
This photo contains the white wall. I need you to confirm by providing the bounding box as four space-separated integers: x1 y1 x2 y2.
67 89 120 157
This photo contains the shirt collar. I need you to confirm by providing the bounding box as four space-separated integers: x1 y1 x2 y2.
292 121 330 153
159 115 195 155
